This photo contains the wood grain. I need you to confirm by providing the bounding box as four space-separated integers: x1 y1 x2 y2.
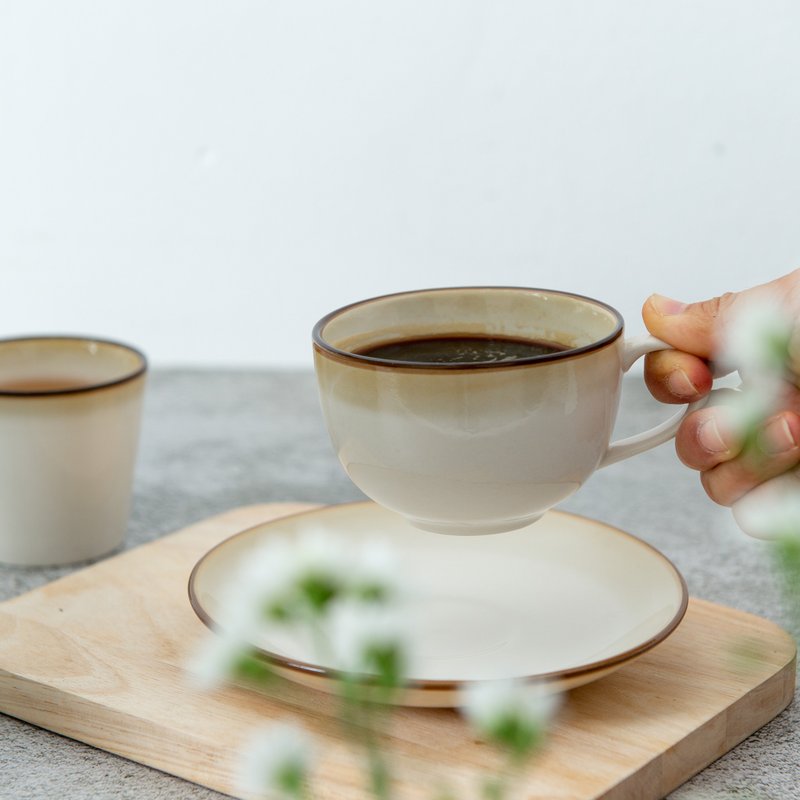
0 503 795 799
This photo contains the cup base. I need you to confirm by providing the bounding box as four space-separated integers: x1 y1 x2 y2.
407 513 545 536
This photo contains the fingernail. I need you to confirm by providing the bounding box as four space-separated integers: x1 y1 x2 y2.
760 417 798 454
650 294 688 316
698 416 731 454
666 368 698 398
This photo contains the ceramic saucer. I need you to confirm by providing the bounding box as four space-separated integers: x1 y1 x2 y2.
188 502 687 707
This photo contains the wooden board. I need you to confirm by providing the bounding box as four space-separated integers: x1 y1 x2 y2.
0 503 795 799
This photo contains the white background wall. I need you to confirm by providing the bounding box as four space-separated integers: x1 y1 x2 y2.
2 1 799 367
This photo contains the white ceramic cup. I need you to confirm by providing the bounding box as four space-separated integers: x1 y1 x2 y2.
313 287 699 535
0 336 147 565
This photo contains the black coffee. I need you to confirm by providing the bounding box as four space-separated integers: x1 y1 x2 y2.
357 335 568 364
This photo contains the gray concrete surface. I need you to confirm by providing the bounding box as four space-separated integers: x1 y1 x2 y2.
0 369 797 799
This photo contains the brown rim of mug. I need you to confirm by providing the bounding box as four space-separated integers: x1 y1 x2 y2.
312 286 625 371
187 501 689 693
0 335 148 397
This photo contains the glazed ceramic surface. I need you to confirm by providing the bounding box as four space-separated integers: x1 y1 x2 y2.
313 287 688 534
189 502 688 707
0 337 146 565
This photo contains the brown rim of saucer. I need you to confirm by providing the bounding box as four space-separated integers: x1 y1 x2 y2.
0 335 148 397
187 501 689 693
312 286 625 371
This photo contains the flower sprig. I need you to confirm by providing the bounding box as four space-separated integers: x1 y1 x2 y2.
462 679 560 800
190 531 414 799
463 679 559 762
720 294 800 633
237 723 314 800
190 529 560 799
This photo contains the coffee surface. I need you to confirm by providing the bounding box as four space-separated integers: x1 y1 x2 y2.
357 335 568 364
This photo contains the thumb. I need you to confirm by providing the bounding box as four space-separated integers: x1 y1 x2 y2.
642 268 800 359
641 292 738 359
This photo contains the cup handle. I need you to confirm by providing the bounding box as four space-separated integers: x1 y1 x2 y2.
599 334 709 469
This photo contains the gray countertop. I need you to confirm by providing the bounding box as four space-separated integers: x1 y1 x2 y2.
1 369 797 799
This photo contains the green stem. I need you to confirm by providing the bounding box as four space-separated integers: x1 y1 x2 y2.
365 736 391 800
482 747 532 800
481 773 508 800
339 675 393 799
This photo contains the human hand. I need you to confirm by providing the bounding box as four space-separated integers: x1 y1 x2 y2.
642 270 800 507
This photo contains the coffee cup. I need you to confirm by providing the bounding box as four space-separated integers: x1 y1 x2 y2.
313 287 699 535
0 336 147 565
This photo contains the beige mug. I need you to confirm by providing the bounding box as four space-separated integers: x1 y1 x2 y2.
313 287 699 535
0 336 147 565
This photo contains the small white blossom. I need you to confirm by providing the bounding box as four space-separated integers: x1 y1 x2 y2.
201 536 300 634
717 387 784 441
733 472 800 540
292 529 350 586
327 598 412 678
462 678 560 730
714 295 797 450
237 723 314 799
350 540 409 603
188 571 271 689
232 530 350 622
188 627 248 690
462 679 560 755
190 532 410 687
719 294 794 379
237 536 298 601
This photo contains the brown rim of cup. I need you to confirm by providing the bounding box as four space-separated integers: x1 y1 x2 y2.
0 335 148 397
312 286 625 370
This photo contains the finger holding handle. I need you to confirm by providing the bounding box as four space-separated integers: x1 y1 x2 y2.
657 384 800 536
673 400 800 506
599 335 714 468
641 275 800 538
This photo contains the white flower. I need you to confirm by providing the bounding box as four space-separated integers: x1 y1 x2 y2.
188 565 274 689
327 598 412 680
717 387 784 441
292 529 349 585
714 295 797 447
187 627 249 690
202 536 299 632
719 294 794 379
186 538 305 689
237 723 314 799
349 540 409 603
189 530 412 693
230 530 350 622
237 536 298 601
733 471 800 540
462 678 560 730
461 679 560 755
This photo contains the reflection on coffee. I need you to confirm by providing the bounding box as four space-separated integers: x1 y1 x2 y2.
357 335 568 364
